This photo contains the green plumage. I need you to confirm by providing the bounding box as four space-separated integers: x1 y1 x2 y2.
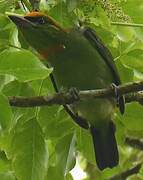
9 13 124 170
50 29 116 125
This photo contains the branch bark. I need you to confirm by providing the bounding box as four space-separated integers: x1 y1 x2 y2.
7 81 143 107
109 138 143 180
125 137 143 150
109 162 142 180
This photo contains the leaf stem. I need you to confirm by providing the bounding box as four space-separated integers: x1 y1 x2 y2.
35 79 45 117
21 0 31 11
111 22 143 28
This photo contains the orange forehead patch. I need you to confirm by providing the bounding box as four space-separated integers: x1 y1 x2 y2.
25 11 46 17
25 11 68 33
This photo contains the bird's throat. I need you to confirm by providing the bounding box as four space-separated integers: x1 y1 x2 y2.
38 44 65 60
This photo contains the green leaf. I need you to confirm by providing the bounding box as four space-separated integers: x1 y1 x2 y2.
116 60 134 83
0 15 13 31
0 75 15 91
0 131 15 160
115 114 126 145
0 172 15 180
46 165 73 180
46 166 65 180
116 26 135 42
121 103 143 131
121 49 143 73
38 106 74 140
77 128 95 165
49 2 77 28
29 77 55 95
0 151 11 172
46 140 56 167
0 0 14 12
0 49 52 82
66 0 78 12
56 133 76 175
0 92 12 130
12 118 48 180
0 15 16 50
3 81 35 96
121 0 143 23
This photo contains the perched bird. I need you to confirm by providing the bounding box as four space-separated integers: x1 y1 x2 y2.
9 11 124 170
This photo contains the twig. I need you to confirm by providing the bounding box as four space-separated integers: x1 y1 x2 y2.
111 22 143 28
109 162 142 180
125 137 143 150
109 138 143 180
8 81 143 107
21 0 31 11
8 92 72 107
125 92 143 105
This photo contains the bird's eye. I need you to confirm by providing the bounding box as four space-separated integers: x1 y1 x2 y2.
37 17 46 24
24 16 47 25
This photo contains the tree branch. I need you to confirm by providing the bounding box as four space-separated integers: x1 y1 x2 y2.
125 92 143 105
109 162 142 180
8 81 143 107
109 137 143 180
125 137 143 150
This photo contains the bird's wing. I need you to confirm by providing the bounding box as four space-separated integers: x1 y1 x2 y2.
49 73 89 129
82 27 125 114
82 27 120 84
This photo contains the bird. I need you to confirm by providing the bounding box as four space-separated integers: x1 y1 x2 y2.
9 11 125 170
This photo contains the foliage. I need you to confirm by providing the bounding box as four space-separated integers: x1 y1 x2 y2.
0 0 143 179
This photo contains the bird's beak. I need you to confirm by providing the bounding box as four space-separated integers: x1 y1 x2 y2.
8 15 33 28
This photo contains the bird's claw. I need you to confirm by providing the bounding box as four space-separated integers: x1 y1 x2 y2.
68 87 80 101
59 87 80 103
111 83 120 107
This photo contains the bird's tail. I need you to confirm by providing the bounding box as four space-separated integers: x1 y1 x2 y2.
90 121 119 170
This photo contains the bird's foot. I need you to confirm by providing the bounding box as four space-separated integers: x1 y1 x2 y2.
59 87 80 104
111 83 120 107
111 84 125 114
68 87 80 101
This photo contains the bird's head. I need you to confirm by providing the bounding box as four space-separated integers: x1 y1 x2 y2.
9 11 67 53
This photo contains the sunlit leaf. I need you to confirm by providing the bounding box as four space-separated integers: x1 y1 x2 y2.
0 49 52 82
0 92 12 130
121 49 143 73
12 118 48 180
56 133 76 175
